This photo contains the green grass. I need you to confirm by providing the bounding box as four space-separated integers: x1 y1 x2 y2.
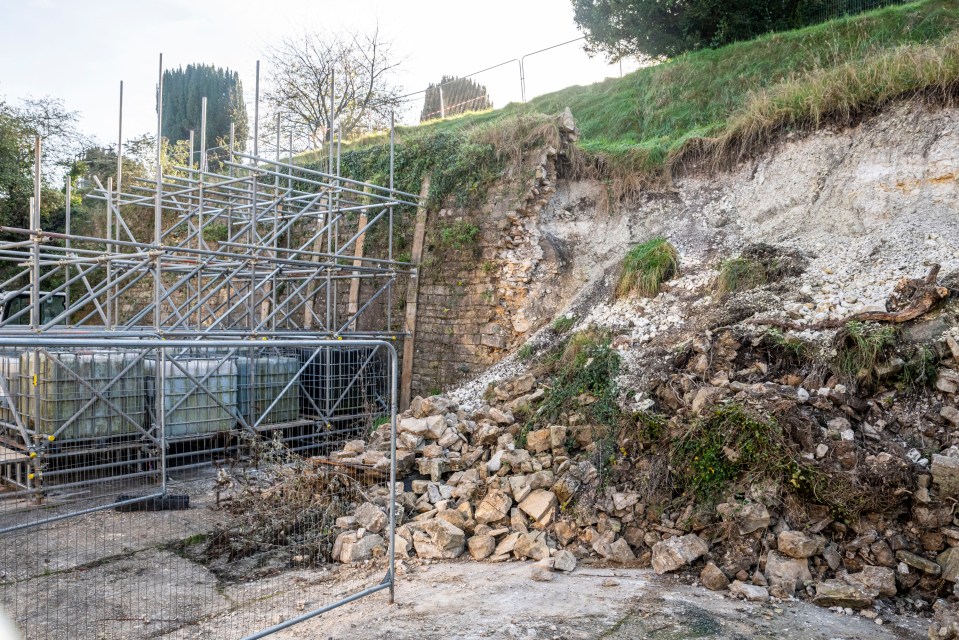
616 237 679 298
717 258 768 296
834 321 899 379
316 0 959 204
552 315 576 333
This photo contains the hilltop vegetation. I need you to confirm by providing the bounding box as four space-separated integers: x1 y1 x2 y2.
312 0 959 200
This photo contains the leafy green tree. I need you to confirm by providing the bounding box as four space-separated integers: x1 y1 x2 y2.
420 76 492 122
0 98 83 234
571 0 905 59
161 64 248 166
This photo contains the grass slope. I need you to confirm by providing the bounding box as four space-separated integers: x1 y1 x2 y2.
307 0 959 199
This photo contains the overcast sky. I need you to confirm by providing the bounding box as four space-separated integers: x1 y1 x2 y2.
0 0 637 148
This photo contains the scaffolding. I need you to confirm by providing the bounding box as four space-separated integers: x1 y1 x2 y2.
0 55 408 640
0 56 415 485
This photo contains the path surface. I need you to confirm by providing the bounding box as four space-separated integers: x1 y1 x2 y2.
263 561 929 640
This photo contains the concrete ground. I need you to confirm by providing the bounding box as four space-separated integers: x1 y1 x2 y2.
0 472 932 640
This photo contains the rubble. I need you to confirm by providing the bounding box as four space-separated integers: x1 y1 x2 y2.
318 261 958 632
651 535 709 574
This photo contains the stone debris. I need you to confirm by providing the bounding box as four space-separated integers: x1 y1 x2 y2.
729 580 770 602
651 534 709 574
700 562 730 591
322 285 959 632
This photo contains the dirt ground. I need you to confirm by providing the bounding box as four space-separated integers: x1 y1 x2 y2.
0 471 932 640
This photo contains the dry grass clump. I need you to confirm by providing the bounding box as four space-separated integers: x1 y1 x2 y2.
688 33 959 167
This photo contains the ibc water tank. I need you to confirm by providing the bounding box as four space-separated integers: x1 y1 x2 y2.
236 354 300 426
18 350 146 440
145 357 238 438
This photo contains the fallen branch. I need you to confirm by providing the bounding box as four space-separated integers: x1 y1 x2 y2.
752 264 949 332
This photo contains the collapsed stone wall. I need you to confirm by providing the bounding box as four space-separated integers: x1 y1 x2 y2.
408 101 959 396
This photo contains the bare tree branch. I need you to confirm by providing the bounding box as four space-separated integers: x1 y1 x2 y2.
264 28 403 151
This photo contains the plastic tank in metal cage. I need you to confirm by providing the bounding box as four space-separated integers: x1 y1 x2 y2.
18 349 146 439
236 354 300 426
296 347 388 419
145 357 238 438
0 352 21 426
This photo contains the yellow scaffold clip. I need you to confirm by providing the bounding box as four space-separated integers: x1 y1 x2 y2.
32 374 37 387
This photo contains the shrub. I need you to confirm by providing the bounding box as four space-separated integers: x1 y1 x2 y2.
670 403 787 501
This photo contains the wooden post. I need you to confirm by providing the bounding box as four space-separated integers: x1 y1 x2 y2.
400 176 430 410
346 213 368 331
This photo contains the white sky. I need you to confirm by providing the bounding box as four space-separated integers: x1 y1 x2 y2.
0 0 639 147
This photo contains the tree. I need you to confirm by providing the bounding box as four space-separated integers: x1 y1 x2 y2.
161 64 248 166
0 97 84 234
419 76 492 122
570 0 893 60
265 26 403 149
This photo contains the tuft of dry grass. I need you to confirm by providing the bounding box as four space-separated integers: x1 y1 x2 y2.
683 33 959 168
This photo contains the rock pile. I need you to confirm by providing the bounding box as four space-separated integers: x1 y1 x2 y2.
327 305 959 622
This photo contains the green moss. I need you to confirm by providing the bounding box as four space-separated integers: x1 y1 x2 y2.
616 237 679 298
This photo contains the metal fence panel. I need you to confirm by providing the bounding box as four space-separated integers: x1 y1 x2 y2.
0 337 397 640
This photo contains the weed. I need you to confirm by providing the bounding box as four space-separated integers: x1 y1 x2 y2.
517 343 536 361
834 321 898 380
765 327 808 360
439 220 480 250
539 329 624 429
202 222 229 244
670 403 787 502
552 315 576 333
899 345 939 391
717 257 768 296
616 237 679 298
482 260 498 274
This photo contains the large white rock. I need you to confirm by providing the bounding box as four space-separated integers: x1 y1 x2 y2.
518 490 557 526
651 534 709 574
777 530 821 558
475 491 512 524
764 550 811 595
353 502 387 534
729 579 769 602
411 520 466 559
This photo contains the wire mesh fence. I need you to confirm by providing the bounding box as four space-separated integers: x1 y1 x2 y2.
0 338 397 640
